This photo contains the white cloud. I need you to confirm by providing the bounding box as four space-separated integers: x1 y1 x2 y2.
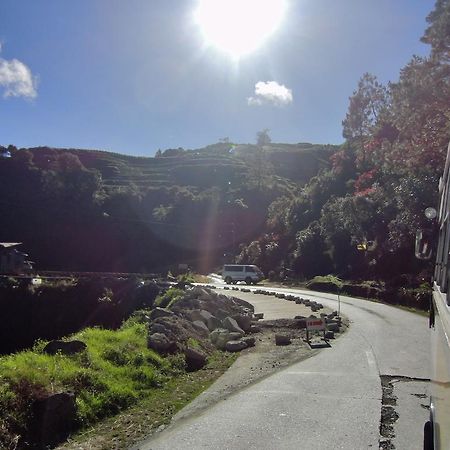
247 80 293 107
0 50 37 99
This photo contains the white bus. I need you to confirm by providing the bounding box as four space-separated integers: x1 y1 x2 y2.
418 142 450 450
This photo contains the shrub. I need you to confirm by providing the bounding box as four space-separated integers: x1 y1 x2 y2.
306 275 343 293
154 288 185 309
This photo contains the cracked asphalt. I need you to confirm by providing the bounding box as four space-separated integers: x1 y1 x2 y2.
134 286 430 450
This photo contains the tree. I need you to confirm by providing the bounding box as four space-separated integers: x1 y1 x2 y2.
248 129 274 190
256 128 271 147
422 0 450 62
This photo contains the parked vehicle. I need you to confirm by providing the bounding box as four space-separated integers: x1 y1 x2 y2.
222 264 264 285
416 142 450 450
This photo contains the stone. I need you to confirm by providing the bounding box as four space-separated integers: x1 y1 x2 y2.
192 320 209 336
215 308 230 320
232 314 252 332
210 328 231 350
249 325 262 333
325 331 335 340
222 317 244 336
225 340 248 352
242 336 256 347
327 322 340 332
199 309 214 323
188 309 214 324
206 315 222 332
148 333 177 354
228 332 244 341
253 312 264 320
275 334 291 346
184 347 207 372
295 298 303 304
150 307 174 321
43 340 87 356
188 287 212 301
150 323 167 334
30 392 77 448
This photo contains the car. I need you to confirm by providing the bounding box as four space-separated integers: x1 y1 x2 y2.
222 264 264 285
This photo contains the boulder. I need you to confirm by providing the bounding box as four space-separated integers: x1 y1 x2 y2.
187 287 212 301
327 322 340 332
210 328 231 350
295 298 303 304
275 334 291 346
228 332 244 341
43 340 87 356
232 314 252 332
30 392 77 448
222 317 245 336
249 325 262 333
188 309 214 324
148 333 177 354
225 340 248 352
241 336 256 347
192 320 209 336
184 347 207 371
150 307 174 321
150 323 167 334
206 315 222 331
253 312 264 320
199 309 215 323
215 308 231 320
325 331 335 340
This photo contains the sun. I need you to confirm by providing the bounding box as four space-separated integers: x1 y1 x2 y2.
194 0 286 58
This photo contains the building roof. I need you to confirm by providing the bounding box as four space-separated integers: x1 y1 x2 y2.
0 242 22 249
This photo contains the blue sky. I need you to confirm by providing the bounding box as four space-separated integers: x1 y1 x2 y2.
0 0 436 156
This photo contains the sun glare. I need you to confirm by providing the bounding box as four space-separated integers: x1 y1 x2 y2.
195 0 286 58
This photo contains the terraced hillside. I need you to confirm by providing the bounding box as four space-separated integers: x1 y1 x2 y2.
0 142 338 273
25 142 336 193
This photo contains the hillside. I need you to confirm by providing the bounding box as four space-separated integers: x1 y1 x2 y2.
0 142 335 273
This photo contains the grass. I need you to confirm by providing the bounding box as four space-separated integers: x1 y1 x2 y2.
0 311 239 449
0 321 175 447
153 288 185 308
58 351 238 450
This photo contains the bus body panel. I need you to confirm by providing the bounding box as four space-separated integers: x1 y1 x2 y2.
432 287 450 449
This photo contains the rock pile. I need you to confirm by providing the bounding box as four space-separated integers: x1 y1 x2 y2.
146 287 262 370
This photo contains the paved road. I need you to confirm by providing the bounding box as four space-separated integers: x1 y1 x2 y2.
134 286 430 450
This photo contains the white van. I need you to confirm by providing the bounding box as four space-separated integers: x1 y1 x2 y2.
222 264 264 285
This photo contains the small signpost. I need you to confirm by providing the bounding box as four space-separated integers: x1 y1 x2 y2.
306 317 326 343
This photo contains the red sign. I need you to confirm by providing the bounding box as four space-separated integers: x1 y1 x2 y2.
306 318 325 331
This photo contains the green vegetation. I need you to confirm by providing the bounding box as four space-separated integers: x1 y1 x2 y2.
236 1 450 292
154 288 185 308
0 323 169 439
306 275 343 293
0 316 238 449
1 2 449 299
59 351 237 450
